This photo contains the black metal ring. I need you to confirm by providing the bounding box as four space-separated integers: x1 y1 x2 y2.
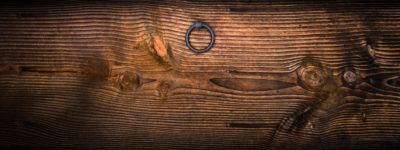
185 22 215 53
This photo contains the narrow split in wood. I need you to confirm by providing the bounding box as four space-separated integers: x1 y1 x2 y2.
0 61 108 78
0 65 27 74
17 66 80 74
228 122 276 128
228 7 271 12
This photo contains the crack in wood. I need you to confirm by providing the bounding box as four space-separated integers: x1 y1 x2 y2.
228 123 277 128
18 66 83 74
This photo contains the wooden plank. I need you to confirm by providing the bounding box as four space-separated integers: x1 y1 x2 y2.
0 1 399 149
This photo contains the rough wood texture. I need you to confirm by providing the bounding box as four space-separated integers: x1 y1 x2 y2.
1 1 400 149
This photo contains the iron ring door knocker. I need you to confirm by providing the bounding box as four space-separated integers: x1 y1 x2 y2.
185 22 215 53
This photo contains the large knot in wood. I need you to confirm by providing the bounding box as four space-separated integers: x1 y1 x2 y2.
297 63 329 91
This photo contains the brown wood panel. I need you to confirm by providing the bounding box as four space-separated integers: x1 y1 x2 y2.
0 1 400 149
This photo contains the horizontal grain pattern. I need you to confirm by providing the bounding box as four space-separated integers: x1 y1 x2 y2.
1 1 400 149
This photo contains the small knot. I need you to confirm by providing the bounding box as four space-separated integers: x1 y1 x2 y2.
157 82 170 99
343 70 359 85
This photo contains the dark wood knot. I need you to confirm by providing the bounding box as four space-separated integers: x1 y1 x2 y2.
343 71 357 83
115 71 140 92
157 82 170 99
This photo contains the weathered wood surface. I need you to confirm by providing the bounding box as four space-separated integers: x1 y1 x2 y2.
0 1 400 149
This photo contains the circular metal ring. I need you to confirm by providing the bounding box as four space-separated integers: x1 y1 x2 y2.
185 22 215 53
